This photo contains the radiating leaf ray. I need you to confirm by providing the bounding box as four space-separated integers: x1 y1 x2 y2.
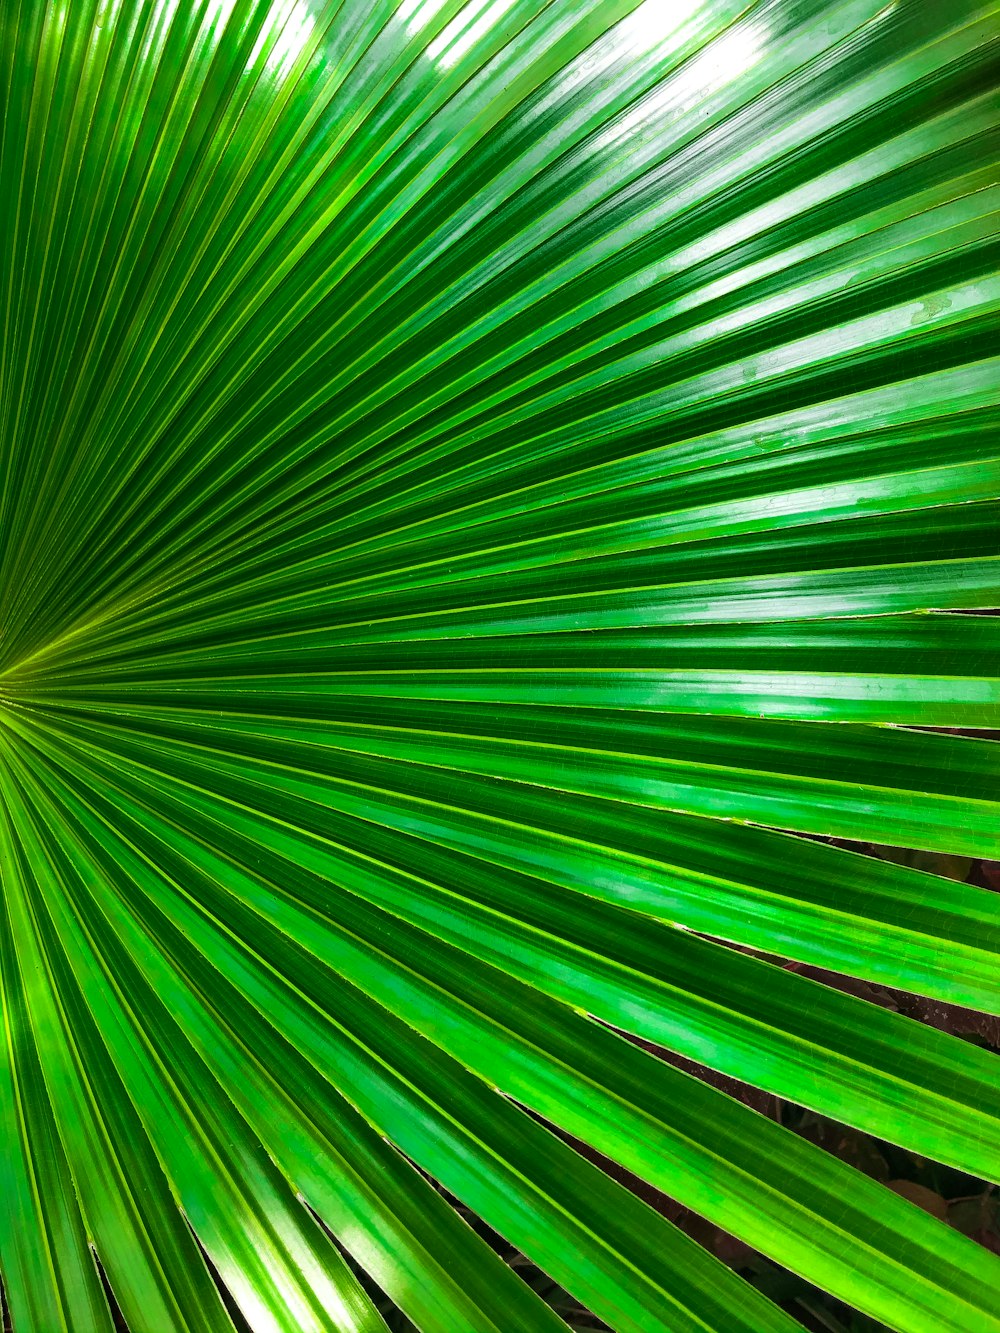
6 715 793 1333
0 757 235 1333
3 748 390 1333
0 876 115 1333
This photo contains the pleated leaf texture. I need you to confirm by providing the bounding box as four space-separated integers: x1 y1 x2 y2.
1 0 999 1330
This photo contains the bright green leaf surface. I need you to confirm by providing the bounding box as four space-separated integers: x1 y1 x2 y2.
2 2 999 1331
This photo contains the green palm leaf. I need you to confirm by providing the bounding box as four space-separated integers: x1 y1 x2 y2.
1 1 999 1329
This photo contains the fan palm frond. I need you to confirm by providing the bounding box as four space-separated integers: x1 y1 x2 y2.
1 2 999 1330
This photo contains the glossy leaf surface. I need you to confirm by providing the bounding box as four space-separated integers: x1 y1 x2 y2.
1 1 999 1331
